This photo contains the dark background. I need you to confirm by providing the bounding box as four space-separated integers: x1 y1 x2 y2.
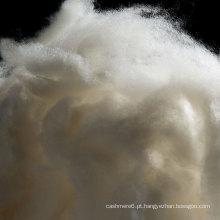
0 0 219 53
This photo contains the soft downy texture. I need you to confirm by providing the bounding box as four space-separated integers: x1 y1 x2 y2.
0 0 220 219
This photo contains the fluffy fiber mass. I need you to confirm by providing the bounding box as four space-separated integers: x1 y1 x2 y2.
0 0 220 219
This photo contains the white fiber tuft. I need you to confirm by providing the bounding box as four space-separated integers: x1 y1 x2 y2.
0 0 220 219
